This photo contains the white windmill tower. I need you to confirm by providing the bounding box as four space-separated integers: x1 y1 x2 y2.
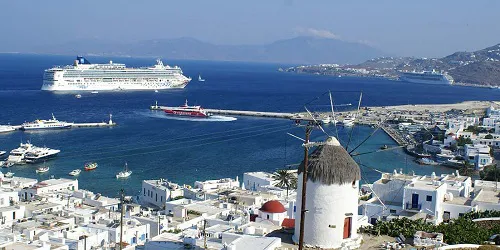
290 91 365 249
292 136 362 249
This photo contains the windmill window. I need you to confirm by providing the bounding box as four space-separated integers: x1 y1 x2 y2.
352 180 357 188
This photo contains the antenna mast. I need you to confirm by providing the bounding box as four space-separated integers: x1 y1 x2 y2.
119 189 124 250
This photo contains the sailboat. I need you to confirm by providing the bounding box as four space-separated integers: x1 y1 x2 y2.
116 162 132 179
198 74 205 82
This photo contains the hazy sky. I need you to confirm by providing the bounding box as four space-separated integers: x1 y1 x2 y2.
1 0 499 57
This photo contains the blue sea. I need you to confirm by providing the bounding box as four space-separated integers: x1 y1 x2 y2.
0 53 499 198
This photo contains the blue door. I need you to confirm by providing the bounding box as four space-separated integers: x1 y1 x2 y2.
411 194 419 208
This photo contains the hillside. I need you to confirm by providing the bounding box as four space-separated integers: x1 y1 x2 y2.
285 43 500 86
30 36 386 65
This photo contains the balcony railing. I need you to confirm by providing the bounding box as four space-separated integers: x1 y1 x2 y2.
405 202 422 211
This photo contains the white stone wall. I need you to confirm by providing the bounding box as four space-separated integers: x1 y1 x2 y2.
293 175 359 249
142 181 170 208
243 172 274 191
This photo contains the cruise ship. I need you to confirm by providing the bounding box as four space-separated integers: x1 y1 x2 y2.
21 114 73 130
399 70 454 85
41 56 191 91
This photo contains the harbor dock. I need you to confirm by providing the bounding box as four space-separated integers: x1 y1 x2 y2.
5 115 116 131
150 103 296 119
71 122 116 128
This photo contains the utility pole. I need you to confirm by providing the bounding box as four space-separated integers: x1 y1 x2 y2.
120 189 125 250
298 124 313 250
203 219 207 249
158 214 162 236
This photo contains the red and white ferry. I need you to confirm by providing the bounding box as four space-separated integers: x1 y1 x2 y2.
164 100 211 118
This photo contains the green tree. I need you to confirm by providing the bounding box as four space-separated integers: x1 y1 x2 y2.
459 160 475 176
456 135 473 146
479 164 500 181
272 169 297 199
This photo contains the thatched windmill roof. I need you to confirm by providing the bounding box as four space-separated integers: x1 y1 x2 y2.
298 137 361 185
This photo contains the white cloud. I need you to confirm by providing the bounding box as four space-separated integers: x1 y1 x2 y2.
296 27 340 39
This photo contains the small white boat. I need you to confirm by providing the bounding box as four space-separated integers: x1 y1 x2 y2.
321 116 331 124
69 169 81 176
116 162 132 179
75 94 82 99
342 117 355 127
198 74 205 82
154 89 159 93
0 151 6 157
36 166 50 173
4 172 14 178
1 161 14 168
91 91 99 94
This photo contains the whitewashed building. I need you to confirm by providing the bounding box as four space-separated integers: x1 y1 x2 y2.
243 172 276 191
255 200 288 226
464 144 493 169
293 137 362 249
23 178 78 201
194 177 239 192
141 179 184 209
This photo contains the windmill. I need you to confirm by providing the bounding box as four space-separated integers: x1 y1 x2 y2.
289 91 402 249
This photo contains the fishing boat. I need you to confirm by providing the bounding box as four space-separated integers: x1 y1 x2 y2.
69 169 81 176
4 172 14 178
380 145 388 150
75 94 82 99
91 91 99 94
198 74 205 82
116 162 132 179
36 166 50 173
84 162 98 171
154 89 159 93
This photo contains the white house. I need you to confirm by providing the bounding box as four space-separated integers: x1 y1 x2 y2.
464 144 492 170
360 170 499 225
194 177 239 192
86 217 150 246
141 179 184 209
293 137 362 249
483 117 498 127
243 172 276 191
23 178 78 201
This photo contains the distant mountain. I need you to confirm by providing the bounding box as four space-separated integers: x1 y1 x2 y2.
30 36 386 64
286 43 500 86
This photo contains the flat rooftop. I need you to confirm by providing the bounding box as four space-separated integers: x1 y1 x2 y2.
229 235 281 250
474 189 500 204
21 201 62 211
244 172 274 180
444 196 472 206
34 178 76 188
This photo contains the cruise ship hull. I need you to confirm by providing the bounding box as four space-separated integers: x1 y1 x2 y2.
399 78 452 85
41 80 189 91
